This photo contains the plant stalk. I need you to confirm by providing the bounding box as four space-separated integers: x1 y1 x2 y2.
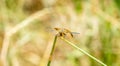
47 35 57 66
61 37 107 66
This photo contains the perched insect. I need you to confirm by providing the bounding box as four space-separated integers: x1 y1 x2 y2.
54 28 80 38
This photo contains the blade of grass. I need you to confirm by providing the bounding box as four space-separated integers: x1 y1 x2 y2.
61 37 107 66
47 35 57 66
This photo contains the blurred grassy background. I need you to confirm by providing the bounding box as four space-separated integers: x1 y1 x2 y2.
0 0 120 66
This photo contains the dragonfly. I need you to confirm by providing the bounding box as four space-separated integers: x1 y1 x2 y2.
54 28 80 38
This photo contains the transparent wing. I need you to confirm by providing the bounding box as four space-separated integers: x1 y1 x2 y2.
71 32 80 34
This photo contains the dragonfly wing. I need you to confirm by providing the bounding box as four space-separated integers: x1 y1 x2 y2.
71 32 80 34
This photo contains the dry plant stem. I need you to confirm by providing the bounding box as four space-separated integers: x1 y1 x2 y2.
7 8 50 35
61 37 107 66
47 35 57 66
0 8 51 66
0 34 10 66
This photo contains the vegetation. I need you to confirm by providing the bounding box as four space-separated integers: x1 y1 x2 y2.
0 0 120 66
